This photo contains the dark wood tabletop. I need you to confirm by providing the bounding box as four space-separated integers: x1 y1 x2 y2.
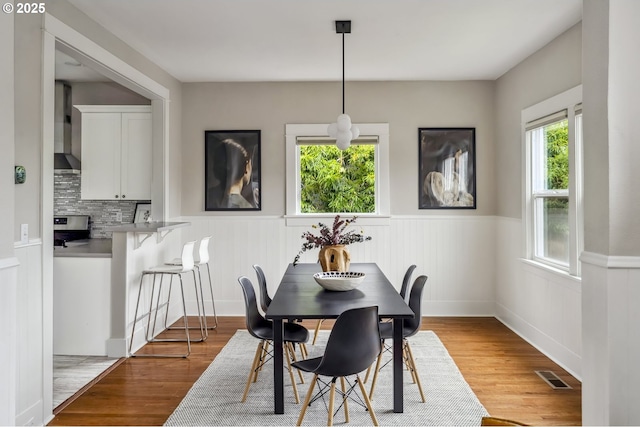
266 262 414 414
267 262 415 320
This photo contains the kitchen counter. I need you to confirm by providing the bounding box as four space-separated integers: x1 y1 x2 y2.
106 221 189 233
53 238 112 258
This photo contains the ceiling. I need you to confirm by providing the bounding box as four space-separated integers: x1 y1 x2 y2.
65 0 582 83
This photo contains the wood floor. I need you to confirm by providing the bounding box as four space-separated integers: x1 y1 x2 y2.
48 317 581 426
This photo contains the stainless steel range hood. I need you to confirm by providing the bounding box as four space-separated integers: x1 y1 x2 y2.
54 82 81 173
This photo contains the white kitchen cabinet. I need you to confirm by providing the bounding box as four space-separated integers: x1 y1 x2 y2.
76 105 152 200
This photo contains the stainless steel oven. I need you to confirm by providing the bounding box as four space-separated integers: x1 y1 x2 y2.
53 215 90 247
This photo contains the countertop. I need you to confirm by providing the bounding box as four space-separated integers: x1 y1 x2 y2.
53 238 112 258
106 221 189 233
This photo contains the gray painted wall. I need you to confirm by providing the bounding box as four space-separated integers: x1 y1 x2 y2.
12 0 183 243
1 5 14 257
494 23 582 219
181 80 496 216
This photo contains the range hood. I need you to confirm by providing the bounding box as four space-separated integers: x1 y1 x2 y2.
54 82 81 173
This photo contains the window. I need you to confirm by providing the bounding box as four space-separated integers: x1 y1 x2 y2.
285 124 390 225
523 86 582 275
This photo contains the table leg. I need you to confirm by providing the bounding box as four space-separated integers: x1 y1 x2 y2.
273 318 284 414
393 318 404 413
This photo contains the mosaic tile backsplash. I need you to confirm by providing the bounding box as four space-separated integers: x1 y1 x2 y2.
54 173 149 238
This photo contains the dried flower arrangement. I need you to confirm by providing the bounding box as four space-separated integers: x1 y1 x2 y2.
293 215 372 266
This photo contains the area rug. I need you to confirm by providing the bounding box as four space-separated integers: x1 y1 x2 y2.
165 330 488 426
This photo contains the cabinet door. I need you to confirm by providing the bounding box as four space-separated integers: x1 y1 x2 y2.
120 112 152 200
81 112 121 200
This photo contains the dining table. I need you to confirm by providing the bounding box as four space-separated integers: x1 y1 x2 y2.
265 262 415 414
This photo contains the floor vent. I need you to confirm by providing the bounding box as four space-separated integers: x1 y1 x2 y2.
535 370 572 389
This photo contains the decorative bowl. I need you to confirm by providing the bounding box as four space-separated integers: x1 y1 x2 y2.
313 271 366 292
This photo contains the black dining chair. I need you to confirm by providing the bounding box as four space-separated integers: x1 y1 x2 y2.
292 306 381 426
363 264 417 382
237 276 310 403
399 264 417 302
368 275 428 403
253 264 308 361
253 264 272 315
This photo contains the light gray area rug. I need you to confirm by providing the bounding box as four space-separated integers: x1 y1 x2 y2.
165 330 488 426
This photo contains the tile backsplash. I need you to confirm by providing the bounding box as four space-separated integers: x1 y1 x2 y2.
54 173 148 238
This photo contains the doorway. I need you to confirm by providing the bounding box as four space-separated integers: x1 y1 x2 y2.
42 13 170 418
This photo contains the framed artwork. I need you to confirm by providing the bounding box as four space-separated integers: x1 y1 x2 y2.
134 202 152 223
205 130 261 211
419 127 476 209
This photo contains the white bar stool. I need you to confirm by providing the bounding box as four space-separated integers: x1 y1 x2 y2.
128 240 205 358
166 236 218 330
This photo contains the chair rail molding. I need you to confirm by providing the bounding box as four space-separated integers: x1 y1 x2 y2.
580 251 640 269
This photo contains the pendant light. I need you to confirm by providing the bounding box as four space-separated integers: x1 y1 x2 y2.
327 20 360 150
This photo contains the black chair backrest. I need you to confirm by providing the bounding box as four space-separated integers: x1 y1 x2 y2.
399 264 417 301
404 275 428 338
238 276 273 341
314 306 381 378
253 264 272 314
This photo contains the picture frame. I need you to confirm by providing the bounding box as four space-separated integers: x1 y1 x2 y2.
418 127 476 209
205 130 261 211
133 202 152 223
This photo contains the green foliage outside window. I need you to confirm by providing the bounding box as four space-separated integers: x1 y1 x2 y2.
300 144 375 213
542 120 569 261
545 121 569 190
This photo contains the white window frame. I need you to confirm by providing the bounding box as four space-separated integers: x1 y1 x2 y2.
522 85 583 276
285 123 390 226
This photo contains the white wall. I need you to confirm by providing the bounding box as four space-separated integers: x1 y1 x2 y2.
178 216 496 317
13 242 44 426
492 24 583 378
0 259 18 427
495 218 582 377
581 1 640 424
1 4 17 426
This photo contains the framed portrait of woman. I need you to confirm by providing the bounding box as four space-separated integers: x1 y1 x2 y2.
204 130 261 211
419 127 476 209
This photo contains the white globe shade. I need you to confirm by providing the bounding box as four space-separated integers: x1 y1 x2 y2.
337 114 351 131
351 125 360 140
327 122 338 138
336 137 351 150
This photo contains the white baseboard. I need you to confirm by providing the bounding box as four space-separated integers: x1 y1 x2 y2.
495 303 582 380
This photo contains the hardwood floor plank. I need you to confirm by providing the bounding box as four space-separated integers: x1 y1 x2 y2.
47 316 581 426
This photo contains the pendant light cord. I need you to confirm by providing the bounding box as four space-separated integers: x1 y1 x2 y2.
342 31 345 114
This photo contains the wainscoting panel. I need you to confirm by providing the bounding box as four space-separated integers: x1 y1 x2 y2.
495 217 582 379
14 241 44 426
0 257 18 426
179 215 496 317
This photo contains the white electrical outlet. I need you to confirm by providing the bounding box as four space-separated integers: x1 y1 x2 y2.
20 224 28 244
115 211 123 222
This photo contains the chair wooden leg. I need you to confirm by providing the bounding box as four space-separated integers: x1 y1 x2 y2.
368 348 384 399
327 379 336 426
297 374 317 426
253 340 267 383
340 376 349 423
405 340 426 403
312 319 323 345
242 341 264 402
288 342 305 384
363 364 372 383
403 345 417 383
258 341 270 373
357 375 379 426
284 343 300 404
